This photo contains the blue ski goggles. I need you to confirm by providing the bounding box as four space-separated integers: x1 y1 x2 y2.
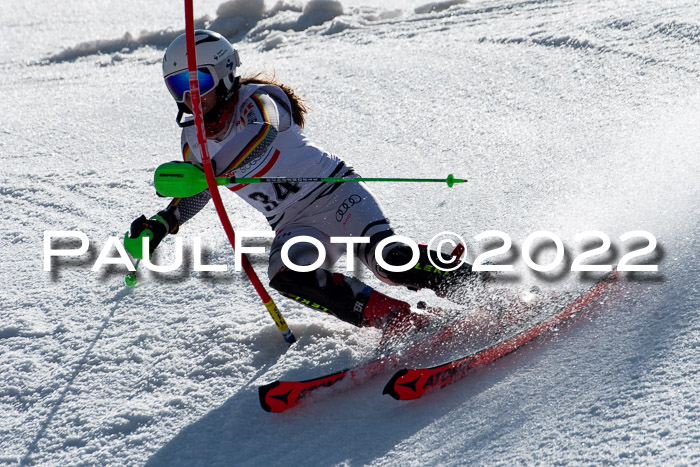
164 67 217 103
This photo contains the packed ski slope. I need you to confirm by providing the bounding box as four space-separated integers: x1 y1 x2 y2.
1 0 698 465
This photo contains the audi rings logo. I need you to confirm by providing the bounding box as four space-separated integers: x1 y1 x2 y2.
336 195 362 222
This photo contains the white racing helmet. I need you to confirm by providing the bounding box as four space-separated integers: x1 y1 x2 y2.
162 30 241 118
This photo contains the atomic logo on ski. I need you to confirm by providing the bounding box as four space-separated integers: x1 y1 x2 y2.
259 371 350 412
397 374 420 392
269 388 293 405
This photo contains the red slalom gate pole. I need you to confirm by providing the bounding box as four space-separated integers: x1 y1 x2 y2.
183 0 295 344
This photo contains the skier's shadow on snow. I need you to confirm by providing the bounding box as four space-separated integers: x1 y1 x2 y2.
143 325 558 466
21 286 133 465
142 335 555 467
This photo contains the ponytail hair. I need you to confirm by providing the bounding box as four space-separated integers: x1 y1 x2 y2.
240 74 309 129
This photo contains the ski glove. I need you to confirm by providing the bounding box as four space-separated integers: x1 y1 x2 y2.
123 209 179 259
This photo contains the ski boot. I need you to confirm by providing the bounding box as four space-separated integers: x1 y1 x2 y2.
269 268 429 331
380 243 489 304
361 289 433 338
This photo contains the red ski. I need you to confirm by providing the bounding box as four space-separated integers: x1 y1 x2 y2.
259 306 485 412
259 354 398 413
383 270 620 401
259 243 473 412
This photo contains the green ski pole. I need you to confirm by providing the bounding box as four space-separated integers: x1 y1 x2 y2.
153 161 467 198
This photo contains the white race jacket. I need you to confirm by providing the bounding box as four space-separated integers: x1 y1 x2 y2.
174 84 355 230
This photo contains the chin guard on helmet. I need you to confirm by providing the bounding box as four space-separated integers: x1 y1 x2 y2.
176 103 195 128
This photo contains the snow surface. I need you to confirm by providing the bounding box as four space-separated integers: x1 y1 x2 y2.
1 0 699 465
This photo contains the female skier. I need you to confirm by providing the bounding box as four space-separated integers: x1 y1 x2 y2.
126 30 479 330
